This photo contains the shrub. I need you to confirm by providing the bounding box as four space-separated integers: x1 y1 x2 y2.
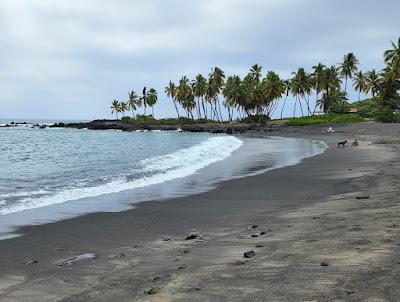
375 108 400 123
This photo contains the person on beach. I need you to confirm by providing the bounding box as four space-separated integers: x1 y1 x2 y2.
351 139 359 146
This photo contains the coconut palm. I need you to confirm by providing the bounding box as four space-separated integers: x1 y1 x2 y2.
290 68 311 116
311 63 326 114
223 75 244 121
165 81 180 119
365 69 380 97
262 71 285 117
317 90 346 113
177 76 195 119
119 101 129 117
210 67 225 121
147 88 158 116
353 71 367 101
383 37 400 64
192 74 207 119
339 53 359 93
280 80 291 119
127 91 141 117
141 87 148 115
111 99 120 119
249 64 262 82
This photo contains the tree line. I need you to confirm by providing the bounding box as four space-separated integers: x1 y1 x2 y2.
111 37 400 122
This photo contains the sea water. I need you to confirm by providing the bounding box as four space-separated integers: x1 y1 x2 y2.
0 124 327 238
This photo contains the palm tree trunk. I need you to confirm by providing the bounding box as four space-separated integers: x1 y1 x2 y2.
280 94 288 119
293 98 297 117
173 99 180 119
298 99 304 116
313 92 319 115
152 106 154 117
201 98 207 121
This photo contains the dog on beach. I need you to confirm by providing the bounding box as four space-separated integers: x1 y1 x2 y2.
337 140 347 148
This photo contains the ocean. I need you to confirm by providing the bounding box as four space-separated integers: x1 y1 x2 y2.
0 122 327 238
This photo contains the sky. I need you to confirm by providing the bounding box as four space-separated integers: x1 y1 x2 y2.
0 0 399 120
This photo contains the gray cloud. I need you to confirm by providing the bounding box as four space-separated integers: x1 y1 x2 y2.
0 0 399 119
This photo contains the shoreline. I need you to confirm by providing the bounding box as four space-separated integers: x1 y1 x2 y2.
0 123 400 301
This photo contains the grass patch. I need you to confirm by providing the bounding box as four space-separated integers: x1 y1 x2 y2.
283 113 364 126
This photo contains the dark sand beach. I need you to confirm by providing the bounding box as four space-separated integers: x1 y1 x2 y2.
1 123 400 301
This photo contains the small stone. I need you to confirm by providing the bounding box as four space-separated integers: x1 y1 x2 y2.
260 231 266 235
356 196 370 200
152 276 161 282
349 226 362 231
251 225 258 229
23 259 38 265
354 239 371 245
345 290 355 295
183 249 190 254
185 234 198 240
147 287 159 295
320 261 329 266
178 265 186 270
255 244 264 248
251 234 259 238
244 251 256 258
163 238 170 241
312 216 320 219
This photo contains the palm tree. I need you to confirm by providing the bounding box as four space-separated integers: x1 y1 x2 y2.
262 71 285 117
111 99 120 119
249 64 262 82
339 53 359 93
141 87 147 115
280 80 291 119
147 88 158 116
192 74 207 119
311 63 325 114
365 69 380 97
290 68 311 117
119 101 129 117
210 67 225 121
383 37 400 63
177 76 195 119
127 91 140 117
165 81 180 119
353 71 367 101
317 90 346 113
223 75 244 121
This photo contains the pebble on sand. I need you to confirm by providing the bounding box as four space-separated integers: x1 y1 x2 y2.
244 251 256 258
185 234 199 240
320 261 329 266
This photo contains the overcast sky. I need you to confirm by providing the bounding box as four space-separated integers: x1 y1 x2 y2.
0 0 399 120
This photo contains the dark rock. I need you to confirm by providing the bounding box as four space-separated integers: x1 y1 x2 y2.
312 216 320 219
260 231 266 235
178 265 186 270
354 239 371 245
251 225 258 229
349 226 362 231
320 261 329 266
345 290 355 295
251 234 259 238
23 259 38 265
147 287 160 295
183 249 191 254
244 251 256 258
255 244 264 248
185 234 198 240
356 196 370 200
226 128 233 134
152 276 161 282
163 238 170 241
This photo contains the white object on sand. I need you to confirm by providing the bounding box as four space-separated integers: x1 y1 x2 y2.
327 127 334 133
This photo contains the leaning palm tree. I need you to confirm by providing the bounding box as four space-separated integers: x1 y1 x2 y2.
127 91 140 117
111 99 120 119
280 80 291 119
383 37 400 63
353 71 367 101
147 88 158 116
165 81 180 119
339 53 359 93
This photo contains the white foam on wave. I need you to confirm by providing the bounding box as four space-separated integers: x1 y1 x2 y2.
0 136 243 215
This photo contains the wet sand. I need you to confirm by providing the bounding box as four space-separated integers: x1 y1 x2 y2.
0 123 400 301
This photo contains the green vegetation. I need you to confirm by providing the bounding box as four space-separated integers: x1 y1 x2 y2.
112 37 400 124
284 114 364 126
